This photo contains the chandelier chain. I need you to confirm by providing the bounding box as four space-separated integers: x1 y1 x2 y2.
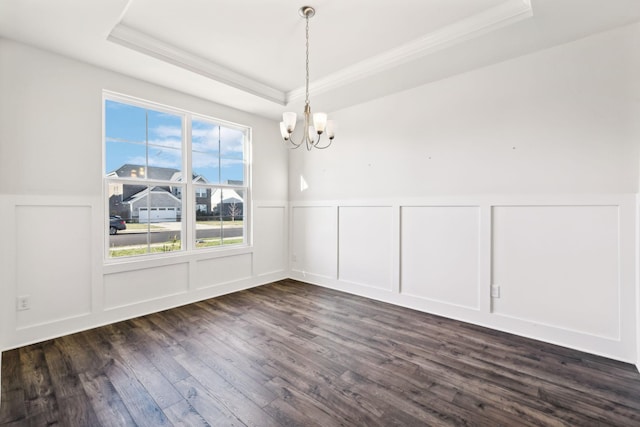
280 6 335 150
305 14 310 106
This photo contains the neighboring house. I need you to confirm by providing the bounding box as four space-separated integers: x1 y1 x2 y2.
125 187 182 222
210 188 244 220
194 176 212 218
107 164 211 222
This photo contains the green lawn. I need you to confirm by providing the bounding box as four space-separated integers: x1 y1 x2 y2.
196 220 244 227
195 238 243 248
109 238 244 257
122 221 243 229
125 223 163 230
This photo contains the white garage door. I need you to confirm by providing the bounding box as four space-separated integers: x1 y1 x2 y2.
139 207 177 222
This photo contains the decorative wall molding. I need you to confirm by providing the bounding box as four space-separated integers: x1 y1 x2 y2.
289 194 636 363
0 195 289 352
400 206 481 310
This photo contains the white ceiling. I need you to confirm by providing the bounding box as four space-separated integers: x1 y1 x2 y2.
1 0 640 119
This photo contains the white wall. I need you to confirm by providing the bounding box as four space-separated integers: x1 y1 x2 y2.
290 24 640 200
2 19 640 371
0 38 289 351
289 23 640 362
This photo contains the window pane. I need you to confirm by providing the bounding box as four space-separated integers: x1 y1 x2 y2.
105 100 146 143
107 184 184 258
220 127 245 184
147 188 183 254
108 211 130 257
221 190 244 246
106 100 184 178
105 140 147 176
195 186 221 248
147 110 183 170
192 120 245 185
192 119 220 184
192 161 219 185
220 159 244 184
109 184 152 258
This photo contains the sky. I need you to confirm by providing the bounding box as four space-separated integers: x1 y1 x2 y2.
105 100 245 184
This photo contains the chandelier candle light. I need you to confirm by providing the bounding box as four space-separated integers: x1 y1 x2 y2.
280 6 335 150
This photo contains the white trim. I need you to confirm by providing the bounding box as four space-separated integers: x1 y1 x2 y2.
107 24 287 106
636 194 640 372
106 1 532 106
288 0 533 102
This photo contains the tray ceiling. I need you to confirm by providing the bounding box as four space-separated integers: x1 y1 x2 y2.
1 0 640 118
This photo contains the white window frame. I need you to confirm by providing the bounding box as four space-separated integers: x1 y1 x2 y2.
103 91 251 262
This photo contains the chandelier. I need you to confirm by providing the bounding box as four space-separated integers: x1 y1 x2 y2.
280 6 335 150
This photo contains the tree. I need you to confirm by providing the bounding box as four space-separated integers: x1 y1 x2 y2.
227 200 241 222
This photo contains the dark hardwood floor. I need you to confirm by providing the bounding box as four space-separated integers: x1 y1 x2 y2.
2 279 640 426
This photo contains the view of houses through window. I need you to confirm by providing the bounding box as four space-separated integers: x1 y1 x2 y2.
105 95 248 258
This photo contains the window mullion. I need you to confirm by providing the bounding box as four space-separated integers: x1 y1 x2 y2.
184 115 193 251
145 111 151 254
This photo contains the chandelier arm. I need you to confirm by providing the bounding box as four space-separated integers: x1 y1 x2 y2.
290 139 304 149
286 129 305 149
312 135 333 149
286 127 333 150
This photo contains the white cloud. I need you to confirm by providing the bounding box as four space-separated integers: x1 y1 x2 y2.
221 158 243 167
153 125 182 139
148 138 182 150
126 156 180 170
192 151 218 169
192 122 244 156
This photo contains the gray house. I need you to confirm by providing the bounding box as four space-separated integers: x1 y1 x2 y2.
108 164 211 222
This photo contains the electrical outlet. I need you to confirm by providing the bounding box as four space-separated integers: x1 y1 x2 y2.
17 295 31 311
291 254 297 262
491 285 500 298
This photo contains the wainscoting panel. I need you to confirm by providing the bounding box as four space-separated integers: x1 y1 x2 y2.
196 253 253 289
289 195 636 362
104 263 189 309
291 206 337 278
400 206 481 309
492 205 620 339
253 205 286 276
15 205 93 329
338 206 393 291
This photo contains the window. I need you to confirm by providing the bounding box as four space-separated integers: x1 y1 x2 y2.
192 117 246 249
104 93 249 259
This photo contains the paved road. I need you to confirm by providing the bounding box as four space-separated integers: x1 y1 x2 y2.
111 227 242 246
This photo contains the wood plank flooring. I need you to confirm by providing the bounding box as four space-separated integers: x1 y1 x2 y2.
2 279 640 426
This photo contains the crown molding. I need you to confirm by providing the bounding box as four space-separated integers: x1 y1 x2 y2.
286 0 533 103
107 23 287 105
107 0 531 108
